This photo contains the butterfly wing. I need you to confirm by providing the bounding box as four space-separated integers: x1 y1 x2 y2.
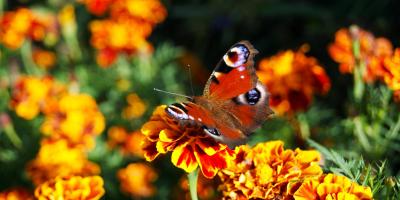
203 41 259 100
165 101 248 148
166 41 273 148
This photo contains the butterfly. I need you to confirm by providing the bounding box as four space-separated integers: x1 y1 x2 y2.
165 41 273 148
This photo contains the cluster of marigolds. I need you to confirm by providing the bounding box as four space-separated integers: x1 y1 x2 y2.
0 0 398 199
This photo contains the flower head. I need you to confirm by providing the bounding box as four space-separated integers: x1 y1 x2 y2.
10 76 66 120
122 93 147 119
328 27 393 82
107 126 145 157
34 176 105 200
294 173 373 200
0 8 58 49
218 140 323 199
382 48 400 91
40 93 105 149
26 139 100 185
32 49 56 69
257 48 331 115
117 163 158 198
0 187 34 200
141 105 235 178
87 0 167 67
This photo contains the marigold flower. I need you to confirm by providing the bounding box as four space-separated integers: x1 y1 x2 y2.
382 48 400 91
26 139 100 185
32 49 56 69
117 163 158 198
78 0 113 16
107 126 145 157
293 173 373 200
328 27 393 82
0 8 57 49
141 105 235 178
110 0 167 25
0 187 34 200
122 93 147 119
34 176 105 200
40 93 105 149
87 0 166 67
218 140 323 199
257 48 331 115
10 76 66 120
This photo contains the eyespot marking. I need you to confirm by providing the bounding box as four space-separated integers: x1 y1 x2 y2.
166 103 189 120
245 88 261 105
202 126 221 136
223 44 250 68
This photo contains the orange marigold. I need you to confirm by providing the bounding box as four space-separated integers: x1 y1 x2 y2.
117 163 158 198
294 173 372 200
0 187 34 200
10 76 66 120
40 93 105 149
107 126 145 157
382 48 400 91
0 8 58 49
141 105 235 178
218 140 323 199
34 176 105 200
122 93 147 119
26 139 100 185
257 48 331 115
87 0 166 67
328 27 393 82
32 49 56 69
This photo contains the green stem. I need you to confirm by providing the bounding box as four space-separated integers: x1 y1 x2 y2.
297 113 310 139
2 123 22 149
20 40 40 75
350 26 365 102
188 168 199 200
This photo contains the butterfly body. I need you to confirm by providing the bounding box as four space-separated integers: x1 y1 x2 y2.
166 41 273 148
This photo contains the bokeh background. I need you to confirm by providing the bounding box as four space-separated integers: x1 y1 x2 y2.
0 0 399 199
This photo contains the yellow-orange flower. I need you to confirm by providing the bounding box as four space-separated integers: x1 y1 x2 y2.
10 76 66 120
294 173 373 200
26 139 100 185
257 48 331 115
40 93 105 149
122 93 147 119
107 126 145 157
117 163 158 198
33 49 56 69
34 176 105 200
141 105 234 178
0 187 34 200
88 0 166 67
218 140 323 199
0 8 57 49
328 27 393 82
382 48 400 91
110 0 167 25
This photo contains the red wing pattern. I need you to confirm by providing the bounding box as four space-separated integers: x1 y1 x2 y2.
203 41 259 100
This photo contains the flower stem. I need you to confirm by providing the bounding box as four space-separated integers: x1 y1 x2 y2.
350 25 365 102
0 114 22 149
188 168 199 200
20 40 40 75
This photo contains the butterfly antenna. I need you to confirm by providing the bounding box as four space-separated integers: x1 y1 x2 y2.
153 88 193 100
187 64 195 96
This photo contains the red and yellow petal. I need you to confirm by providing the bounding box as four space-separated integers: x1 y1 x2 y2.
171 144 198 173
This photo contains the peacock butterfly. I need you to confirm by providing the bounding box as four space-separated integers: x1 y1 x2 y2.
165 41 274 148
